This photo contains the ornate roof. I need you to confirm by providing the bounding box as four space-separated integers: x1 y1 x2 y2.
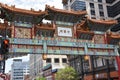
45 5 87 23
76 18 118 39
45 5 86 16
78 18 118 32
0 23 11 29
76 20 94 40
76 20 89 31
88 18 118 25
76 18 117 31
107 31 120 39
110 22 120 32
0 23 7 29
106 30 120 45
0 3 46 16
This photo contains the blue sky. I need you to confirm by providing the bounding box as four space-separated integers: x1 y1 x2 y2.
0 0 63 73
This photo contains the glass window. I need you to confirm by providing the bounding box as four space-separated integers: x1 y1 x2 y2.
99 11 104 16
54 58 59 63
90 3 94 8
62 58 67 63
91 10 95 15
46 58 51 63
98 0 102 2
98 4 103 10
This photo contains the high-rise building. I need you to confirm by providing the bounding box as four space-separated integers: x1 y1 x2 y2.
11 59 29 80
62 0 120 21
29 54 43 80
106 0 120 22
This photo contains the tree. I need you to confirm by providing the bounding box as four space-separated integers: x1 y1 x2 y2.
55 66 78 80
36 77 46 80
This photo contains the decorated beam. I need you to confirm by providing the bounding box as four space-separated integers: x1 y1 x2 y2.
8 37 118 56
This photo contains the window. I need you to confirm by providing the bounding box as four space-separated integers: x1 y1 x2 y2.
54 58 59 63
62 58 67 63
98 4 103 10
90 3 94 8
91 10 95 15
98 0 102 2
46 58 51 63
99 11 104 16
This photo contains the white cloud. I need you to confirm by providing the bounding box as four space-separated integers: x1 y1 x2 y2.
0 0 63 10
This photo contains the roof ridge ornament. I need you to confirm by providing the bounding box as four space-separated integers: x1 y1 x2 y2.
46 4 50 8
39 9 41 12
11 5 15 8
5 4 8 6
30 8 34 11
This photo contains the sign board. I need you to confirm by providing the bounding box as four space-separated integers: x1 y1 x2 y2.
57 27 72 37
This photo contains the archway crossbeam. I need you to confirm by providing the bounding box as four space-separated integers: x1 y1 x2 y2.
9 37 118 56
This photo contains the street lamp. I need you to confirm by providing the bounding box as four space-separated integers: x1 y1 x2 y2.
42 54 47 60
84 55 89 61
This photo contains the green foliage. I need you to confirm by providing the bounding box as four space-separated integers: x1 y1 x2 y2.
55 66 78 80
36 77 46 80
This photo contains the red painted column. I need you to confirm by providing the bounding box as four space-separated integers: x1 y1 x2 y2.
116 56 120 80
74 24 77 38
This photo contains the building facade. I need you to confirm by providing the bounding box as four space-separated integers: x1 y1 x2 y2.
62 0 120 22
11 59 29 80
106 0 120 22
29 54 43 80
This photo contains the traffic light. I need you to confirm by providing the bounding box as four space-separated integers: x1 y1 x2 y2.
1 39 9 54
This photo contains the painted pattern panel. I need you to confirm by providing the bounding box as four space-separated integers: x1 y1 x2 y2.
15 27 31 38
94 34 105 44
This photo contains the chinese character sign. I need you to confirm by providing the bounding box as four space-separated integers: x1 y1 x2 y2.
58 27 72 37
